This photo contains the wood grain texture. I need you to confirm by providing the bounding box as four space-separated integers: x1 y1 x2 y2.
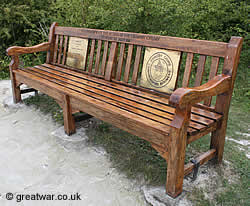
184 149 216 176
131 46 142 84
42 63 223 123
88 39 96 73
170 74 232 109
204 57 220 105
62 36 68 65
166 106 191 197
26 66 173 127
46 22 58 63
57 35 64 64
94 40 102 74
194 55 206 87
211 36 243 162
55 26 228 57
182 53 194 87
123 44 133 83
13 69 170 148
116 43 125 80
187 122 219 144
9 56 21 103
63 94 76 135
101 41 109 75
7 42 50 56
105 42 118 81
53 35 59 63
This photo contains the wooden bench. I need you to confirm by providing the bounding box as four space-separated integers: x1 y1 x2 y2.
7 22 243 198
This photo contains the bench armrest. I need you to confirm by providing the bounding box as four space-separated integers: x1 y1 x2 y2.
6 42 50 56
169 74 232 109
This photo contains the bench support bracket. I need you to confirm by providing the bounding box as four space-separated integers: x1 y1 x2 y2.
190 159 200 181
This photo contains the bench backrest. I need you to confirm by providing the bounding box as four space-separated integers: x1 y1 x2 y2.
46 22 243 109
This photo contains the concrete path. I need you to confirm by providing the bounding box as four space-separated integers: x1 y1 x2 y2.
0 80 146 206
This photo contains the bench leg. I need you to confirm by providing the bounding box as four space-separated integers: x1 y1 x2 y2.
210 92 231 163
211 125 227 163
10 72 21 103
166 106 190 198
63 95 75 135
166 128 187 197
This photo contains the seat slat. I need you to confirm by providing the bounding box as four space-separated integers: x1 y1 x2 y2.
194 55 207 87
192 107 221 120
124 44 133 83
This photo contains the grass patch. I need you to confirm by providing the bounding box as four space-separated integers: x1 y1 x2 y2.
87 122 167 185
23 94 64 124
186 99 250 205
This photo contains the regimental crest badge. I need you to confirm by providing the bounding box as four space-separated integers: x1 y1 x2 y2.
140 48 181 94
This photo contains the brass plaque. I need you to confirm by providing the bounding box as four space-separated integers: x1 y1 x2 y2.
140 48 181 93
66 37 88 69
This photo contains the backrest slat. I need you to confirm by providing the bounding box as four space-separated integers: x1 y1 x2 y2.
94 40 102 74
57 35 64 64
194 55 206 87
204 57 220 106
182 53 194 87
62 36 68 65
100 41 109 75
53 34 59 63
88 39 96 73
209 57 220 80
116 43 126 81
131 46 142 85
124 44 133 83
105 42 118 81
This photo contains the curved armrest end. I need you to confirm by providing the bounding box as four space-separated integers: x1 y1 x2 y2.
7 42 50 56
170 74 231 109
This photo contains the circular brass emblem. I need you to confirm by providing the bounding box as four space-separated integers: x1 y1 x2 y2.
146 52 173 88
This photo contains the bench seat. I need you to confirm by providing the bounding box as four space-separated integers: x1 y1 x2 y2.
14 64 222 144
